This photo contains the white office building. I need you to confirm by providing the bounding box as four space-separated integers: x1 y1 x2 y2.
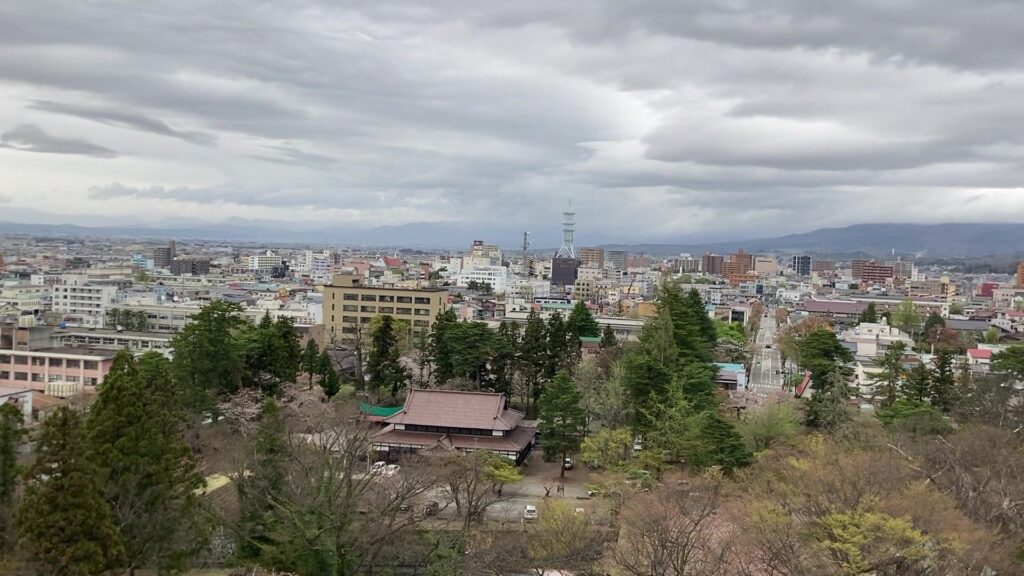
51 276 118 328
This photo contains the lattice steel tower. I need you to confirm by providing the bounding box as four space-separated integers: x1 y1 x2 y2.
555 203 577 259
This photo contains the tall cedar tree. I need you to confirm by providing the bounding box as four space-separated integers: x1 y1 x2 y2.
931 349 957 412
428 309 458 383
656 281 714 364
544 312 570 379
693 413 753 471
301 339 321 389
538 372 587 479
491 321 520 396
87 351 205 574
567 301 600 338
520 310 549 411
803 366 853 432
600 324 618 349
871 341 907 407
858 302 878 323
903 361 932 403
799 328 854 388
237 398 288 560
923 312 946 344
16 406 126 575
318 349 341 398
367 315 406 398
447 321 497 389
171 300 247 413
0 403 22 552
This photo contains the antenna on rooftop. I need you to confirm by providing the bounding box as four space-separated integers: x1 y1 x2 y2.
555 201 577 259
521 231 530 278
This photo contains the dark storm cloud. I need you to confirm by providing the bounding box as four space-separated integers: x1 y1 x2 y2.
2 0 1024 236
0 124 116 158
28 100 217 146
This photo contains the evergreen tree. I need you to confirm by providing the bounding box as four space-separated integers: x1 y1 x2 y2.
567 301 600 338
893 299 921 338
600 324 618 349
87 351 205 574
798 329 853 388
519 310 549 410
903 361 932 403
427 309 458 383
0 403 22 552
870 341 906 408
318 350 341 398
16 406 125 575
858 302 878 323
237 398 288 560
656 281 712 363
930 349 957 412
684 288 718 352
678 362 720 413
271 316 302 383
544 312 569 379
446 321 497 389
301 338 321 389
803 366 853 432
693 413 753 471
620 348 673 434
538 372 586 479
171 300 247 413
491 321 520 396
923 312 946 343
367 315 406 398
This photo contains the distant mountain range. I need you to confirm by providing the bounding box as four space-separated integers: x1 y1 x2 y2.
0 220 1021 257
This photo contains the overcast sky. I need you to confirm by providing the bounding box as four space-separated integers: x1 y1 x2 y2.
2 1 1024 242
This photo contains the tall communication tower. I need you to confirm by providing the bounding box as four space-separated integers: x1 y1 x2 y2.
555 203 577 259
521 230 531 277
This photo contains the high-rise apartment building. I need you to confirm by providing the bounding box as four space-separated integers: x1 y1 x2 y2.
153 240 176 269
51 276 117 328
724 250 754 275
322 274 448 341
791 255 812 276
701 253 724 275
852 260 894 284
1016 262 1024 289
607 250 626 271
169 257 211 276
579 247 605 270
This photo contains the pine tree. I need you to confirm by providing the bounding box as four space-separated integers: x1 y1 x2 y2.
930 350 957 412
871 341 906 407
271 316 302 383
858 302 878 323
318 349 341 398
171 300 247 411
544 312 569 379
447 321 497 389
87 351 205 574
428 309 458 383
301 339 321 389
491 321 520 396
903 361 932 403
799 329 853 388
600 324 618 349
538 372 586 479
693 413 752 471
567 301 600 338
237 398 288 560
803 366 853 432
519 310 548 411
368 315 406 397
16 406 126 575
656 281 708 363
0 403 22 552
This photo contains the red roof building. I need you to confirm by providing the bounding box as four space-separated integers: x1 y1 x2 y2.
372 389 536 464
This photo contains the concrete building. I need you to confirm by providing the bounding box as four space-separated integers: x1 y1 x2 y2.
323 273 448 341
0 347 117 396
153 240 176 269
579 247 605 270
454 266 508 295
1016 262 1024 289
550 257 580 288
791 255 812 276
249 251 282 273
851 260 895 284
606 250 626 272
51 276 118 328
754 256 778 275
701 253 724 275
170 257 211 276
463 241 503 269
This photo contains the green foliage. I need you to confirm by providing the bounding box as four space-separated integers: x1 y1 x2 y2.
240 314 302 395
692 412 753 471
655 281 714 364
714 319 746 345
600 323 618 348
858 302 878 323
876 399 951 435
0 403 22 552
544 312 570 379
902 361 932 403
992 344 1024 380
237 398 288 560
798 328 853 388
620 347 673 433
815 511 932 575
87 351 205 573
538 372 586 470
446 321 497 387
301 338 321 389
738 402 800 452
490 321 520 396
318 349 341 398
367 315 407 398
580 428 635 469
171 300 247 414
16 407 126 575
870 341 906 407
106 308 149 331
803 366 853 432
931 349 957 412
893 299 922 337
923 311 946 340
427 308 458 383
567 301 600 338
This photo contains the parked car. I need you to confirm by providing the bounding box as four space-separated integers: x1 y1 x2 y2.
369 461 387 474
765 343 772 349
563 457 574 470
524 505 538 521
383 464 401 477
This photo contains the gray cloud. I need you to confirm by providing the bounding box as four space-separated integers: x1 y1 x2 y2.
28 100 217 146
0 124 116 157
1 1 1024 238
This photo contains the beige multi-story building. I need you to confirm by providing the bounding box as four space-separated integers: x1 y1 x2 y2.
579 247 604 270
323 274 448 341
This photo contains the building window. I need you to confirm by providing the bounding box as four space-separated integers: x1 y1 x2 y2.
413 320 429 327
0 355 8 364
343 293 358 301
360 306 376 313
396 307 412 315
397 296 413 304
14 372 28 381
414 297 431 304
378 295 394 302
342 316 358 323
342 305 358 312
360 317 371 323
84 361 99 370
0 371 7 380
378 307 394 314
13 356 27 365
66 376 79 383
342 327 356 334
360 294 377 302
31 357 45 367
85 377 98 386
32 373 45 382
48 357 64 367
414 308 430 316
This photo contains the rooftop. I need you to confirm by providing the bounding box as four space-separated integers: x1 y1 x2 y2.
384 388 524 431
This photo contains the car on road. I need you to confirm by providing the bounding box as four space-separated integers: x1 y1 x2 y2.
383 464 400 477
563 457 574 470
765 343 772 349
369 461 387 474
524 505 538 521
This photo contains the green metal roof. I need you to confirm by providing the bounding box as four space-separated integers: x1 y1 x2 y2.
359 402 403 418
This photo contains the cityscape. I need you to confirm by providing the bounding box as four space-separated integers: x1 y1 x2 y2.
2 2 1024 576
